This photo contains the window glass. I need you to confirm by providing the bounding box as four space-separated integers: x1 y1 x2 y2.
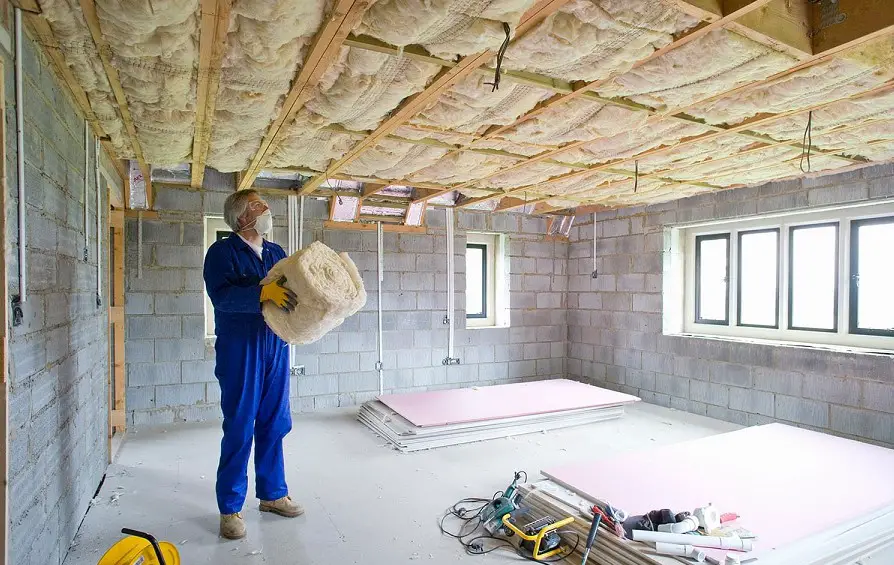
466 244 486 318
852 219 894 334
696 235 729 323
739 229 779 327
790 224 837 331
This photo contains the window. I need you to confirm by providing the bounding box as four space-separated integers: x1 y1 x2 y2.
850 217 894 337
465 233 509 328
668 201 894 351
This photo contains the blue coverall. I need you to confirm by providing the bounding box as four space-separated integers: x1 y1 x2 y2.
203 233 291 515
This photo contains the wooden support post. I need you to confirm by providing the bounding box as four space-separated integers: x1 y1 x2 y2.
0 59 9 565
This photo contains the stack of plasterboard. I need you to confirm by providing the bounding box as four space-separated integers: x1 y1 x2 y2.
358 379 640 452
518 424 894 565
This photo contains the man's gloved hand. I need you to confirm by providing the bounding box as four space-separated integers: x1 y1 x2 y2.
260 276 297 312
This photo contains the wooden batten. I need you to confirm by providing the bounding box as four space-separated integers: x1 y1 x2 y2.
323 220 426 233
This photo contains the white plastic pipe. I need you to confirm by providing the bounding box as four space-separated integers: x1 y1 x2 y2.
657 515 699 534
633 530 753 552
445 208 455 359
15 7 26 303
654 542 706 562
137 212 143 279
298 195 305 250
591 212 597 277
376 221 384 394
286 194 297 371
95 137 101 304
83 121 89 262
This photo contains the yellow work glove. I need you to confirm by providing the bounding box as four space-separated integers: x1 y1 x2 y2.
260 276 298 313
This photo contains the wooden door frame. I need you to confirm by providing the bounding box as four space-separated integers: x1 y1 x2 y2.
108 205 126 460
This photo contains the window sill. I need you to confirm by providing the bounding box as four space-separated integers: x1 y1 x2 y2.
466 324 510 331
669 332 894 357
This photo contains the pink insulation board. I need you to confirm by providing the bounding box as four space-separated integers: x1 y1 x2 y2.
542 423 894 562
376 379 640 427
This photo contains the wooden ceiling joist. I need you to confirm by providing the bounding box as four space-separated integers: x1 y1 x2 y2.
190 0 232 189
810 0 894 55
238 0 371 191
78 0 154 207
294 0 577 197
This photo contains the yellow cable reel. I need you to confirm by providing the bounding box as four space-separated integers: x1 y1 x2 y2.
98 529 180 565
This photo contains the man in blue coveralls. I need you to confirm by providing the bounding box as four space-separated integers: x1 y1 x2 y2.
203 189 301 540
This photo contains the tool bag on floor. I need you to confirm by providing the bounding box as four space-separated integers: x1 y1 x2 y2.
261 241 366 344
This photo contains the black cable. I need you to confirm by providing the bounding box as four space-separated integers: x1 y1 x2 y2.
634 161 639 193
485 23 512 92
800 110 813 173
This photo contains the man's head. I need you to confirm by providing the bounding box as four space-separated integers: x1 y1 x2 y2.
224 190 270 234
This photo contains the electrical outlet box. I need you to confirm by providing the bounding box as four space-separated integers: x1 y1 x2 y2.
290 365 305 377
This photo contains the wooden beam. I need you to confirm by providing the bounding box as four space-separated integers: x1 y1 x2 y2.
667 0 723 21
811 0 894 55
124 210 160 219
323 220 427 233
297 0 577 195
78 0 154 207
726 0 812 59
0 59 9 565
239 0 371 190
191 0 232 189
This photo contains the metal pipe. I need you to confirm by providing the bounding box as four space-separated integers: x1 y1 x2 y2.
376 221 384 395
287 195 297 255
298 195 305 250
83 121 89 262
445 208 455 360
95 137 101 305
137 212 143 279
15 8 26 303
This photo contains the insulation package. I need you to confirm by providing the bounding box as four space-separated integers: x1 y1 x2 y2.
261 241 367 345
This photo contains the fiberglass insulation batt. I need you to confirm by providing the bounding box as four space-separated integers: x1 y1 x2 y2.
261 241 366 345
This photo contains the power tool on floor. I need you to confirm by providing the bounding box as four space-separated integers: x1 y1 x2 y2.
501 506 575 561
481 471 524 536
98 528 180 565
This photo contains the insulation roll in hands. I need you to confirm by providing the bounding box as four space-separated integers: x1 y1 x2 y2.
260 241 367 344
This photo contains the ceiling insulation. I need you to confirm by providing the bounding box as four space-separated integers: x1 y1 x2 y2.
355 0 539 59
596 29 796 112
207 0 328 172
502 0 700 82
690 36 894 126
411 76 553 134
32 0 894 217
499 99 649 146
39 0 133 157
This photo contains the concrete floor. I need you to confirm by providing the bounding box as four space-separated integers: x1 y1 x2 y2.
63 404 888 565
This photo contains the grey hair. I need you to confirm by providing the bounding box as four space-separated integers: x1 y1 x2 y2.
223 189 259 231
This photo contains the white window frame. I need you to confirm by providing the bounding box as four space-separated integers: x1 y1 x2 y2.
466 232 509 329
204 215 232 338
666 200 894 353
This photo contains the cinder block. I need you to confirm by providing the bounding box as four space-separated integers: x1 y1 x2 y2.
690 380 729 407
508 360 536 379
181 315 206 339
802 375 861 407
603 218 630 237
775 395 829 427
605 365 626 384
632 293 661 313
613 348 641 369
415 253 443 273
127 269 185 293
457 211 487 231
338 371 379 394
523 342 550 360
830 405 893 444
128 362 181 387
155 339 206 362
181 360 217 382
523 241 553 258
126 293 154 315
126 386 156 410
413 366 447 387
382 291 417 311
318 353 360 374
807 182 869 206
757 192 808 214
384 253 416 272
728 387 775 417
869 177 894 199
298 375 339 397
632 253 663 274
655 373 689 398
154 245 204 268
126 340 155 364
862 381 894 413
711 363 752 388
751 367 802 395
706 405 749 426
536 293 562 309
127 316 181 339
602 293 631 311
154 293 204 315
625 369 655 391
154 187 202 212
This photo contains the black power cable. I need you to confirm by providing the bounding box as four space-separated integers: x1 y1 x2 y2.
485 23 512 92
800 110 813 173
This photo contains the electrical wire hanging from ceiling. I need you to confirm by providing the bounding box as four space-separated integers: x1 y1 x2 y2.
485 23 511 92
800 111 813 173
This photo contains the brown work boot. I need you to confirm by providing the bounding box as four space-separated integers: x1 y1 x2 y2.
220 512 246 539
259 495 304 518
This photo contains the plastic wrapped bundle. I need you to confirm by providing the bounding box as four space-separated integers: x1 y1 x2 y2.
260 241 367 344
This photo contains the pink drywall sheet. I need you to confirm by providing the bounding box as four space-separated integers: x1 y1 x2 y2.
376 379 640 427
542 424 894 561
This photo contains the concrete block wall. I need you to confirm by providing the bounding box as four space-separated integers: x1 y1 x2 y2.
4 38 110 564
125 191 569 425
567 163 894 447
